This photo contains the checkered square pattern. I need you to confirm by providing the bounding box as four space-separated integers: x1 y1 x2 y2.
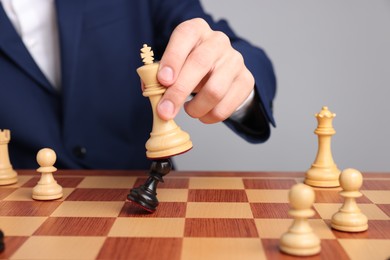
0 171 389 260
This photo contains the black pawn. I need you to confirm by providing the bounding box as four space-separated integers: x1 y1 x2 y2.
127 159 172 213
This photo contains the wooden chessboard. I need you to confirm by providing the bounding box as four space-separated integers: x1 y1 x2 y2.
0 170 389 260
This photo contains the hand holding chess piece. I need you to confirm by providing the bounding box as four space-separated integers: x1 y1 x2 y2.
128 44 192 213
32 148 63 200
331 168 368 232
279 183 321 256
137 44 192 159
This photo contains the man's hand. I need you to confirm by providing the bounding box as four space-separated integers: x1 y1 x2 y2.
157 18 255 124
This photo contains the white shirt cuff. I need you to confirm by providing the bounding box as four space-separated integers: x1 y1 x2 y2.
229 89 255 122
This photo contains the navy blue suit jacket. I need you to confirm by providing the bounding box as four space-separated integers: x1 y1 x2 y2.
0 0 276 169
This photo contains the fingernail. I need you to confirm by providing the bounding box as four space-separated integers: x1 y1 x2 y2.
159 66 174 82
158 99 175 119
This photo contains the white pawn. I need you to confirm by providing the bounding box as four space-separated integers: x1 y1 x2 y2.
32 148 63 200
279 183 321 256
331 168 368 232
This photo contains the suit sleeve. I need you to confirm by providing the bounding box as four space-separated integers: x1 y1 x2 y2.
150 0 277 143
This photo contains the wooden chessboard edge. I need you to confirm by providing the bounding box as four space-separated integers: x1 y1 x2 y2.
14 170 390 178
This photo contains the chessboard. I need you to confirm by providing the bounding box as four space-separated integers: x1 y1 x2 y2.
0 170 389 260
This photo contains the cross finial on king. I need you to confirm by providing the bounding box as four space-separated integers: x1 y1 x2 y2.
140 44 154 65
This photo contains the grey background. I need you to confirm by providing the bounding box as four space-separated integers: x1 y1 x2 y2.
174 0 390 172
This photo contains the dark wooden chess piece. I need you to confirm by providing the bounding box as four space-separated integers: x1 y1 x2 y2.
127 159 172 213
0 229 4 252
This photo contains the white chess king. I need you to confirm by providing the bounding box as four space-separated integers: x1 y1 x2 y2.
0 129 18 185
136 44 192 159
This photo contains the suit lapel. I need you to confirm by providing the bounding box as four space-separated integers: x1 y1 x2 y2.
55 0 86 92
0 3 54 93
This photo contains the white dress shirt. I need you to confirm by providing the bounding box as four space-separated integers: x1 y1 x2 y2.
1 0 61 89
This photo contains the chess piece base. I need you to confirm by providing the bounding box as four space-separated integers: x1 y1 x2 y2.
146 142 192 159
304 166 340 187
331 212 368 232
0 168 18 185
127 186 158 213
32 183 63 200
279 232 321 256
145 128 193 159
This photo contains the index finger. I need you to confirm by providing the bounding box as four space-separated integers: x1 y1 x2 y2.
157 19 212 120
158 18 210 86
